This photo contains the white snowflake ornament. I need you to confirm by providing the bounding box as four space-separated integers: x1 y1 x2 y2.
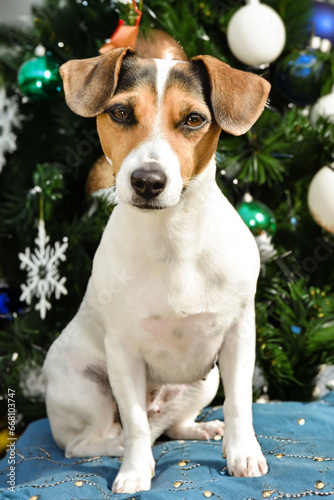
0 87 22 172
19 219 68 319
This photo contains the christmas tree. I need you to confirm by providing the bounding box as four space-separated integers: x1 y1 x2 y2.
0 0 334 433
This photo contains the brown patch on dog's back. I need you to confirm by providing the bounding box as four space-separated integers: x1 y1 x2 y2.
86 156 114 195
136 30 188 61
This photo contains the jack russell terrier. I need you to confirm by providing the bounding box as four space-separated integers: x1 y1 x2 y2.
43 30 271 494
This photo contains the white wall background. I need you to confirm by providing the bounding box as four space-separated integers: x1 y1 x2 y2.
0 0 43 26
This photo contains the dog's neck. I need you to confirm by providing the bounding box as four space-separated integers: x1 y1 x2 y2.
115 157 220 263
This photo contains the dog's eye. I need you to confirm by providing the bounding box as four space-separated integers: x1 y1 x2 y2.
107 105 134 124
185 113 205 128
112 107 129 120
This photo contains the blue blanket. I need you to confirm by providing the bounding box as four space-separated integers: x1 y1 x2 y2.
1 393 334 499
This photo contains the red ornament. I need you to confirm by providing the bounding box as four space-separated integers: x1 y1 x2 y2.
100 0 142 54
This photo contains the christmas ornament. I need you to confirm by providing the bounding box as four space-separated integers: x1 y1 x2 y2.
0 87 22 172
18 219 68 319
17 49 62 100
99 0 142 53
311 86 334 123
226 0 286 67
275 49 325 105
100 19 139 53
237 195 276 236
312 1 334 44
0 282 27 320
308 164 334 234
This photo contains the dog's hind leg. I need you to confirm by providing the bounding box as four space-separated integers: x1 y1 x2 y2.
166 366 224 441
46 382 125 459
46 381 125 459
66 434 124 458
150 366 225 442
44 346 125 459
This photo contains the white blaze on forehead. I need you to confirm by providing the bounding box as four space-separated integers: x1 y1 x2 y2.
153 58 184 105
115 59 188 208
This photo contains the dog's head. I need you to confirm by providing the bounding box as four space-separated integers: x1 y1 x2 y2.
60 33 270 210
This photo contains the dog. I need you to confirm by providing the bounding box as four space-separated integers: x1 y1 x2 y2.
43 30 271 494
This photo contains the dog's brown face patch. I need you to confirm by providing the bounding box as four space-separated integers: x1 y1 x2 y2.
97 58 221 186
161 61 222 182
60 50 270 197
97 87 157 176
97 57 158 176
160 86 221 184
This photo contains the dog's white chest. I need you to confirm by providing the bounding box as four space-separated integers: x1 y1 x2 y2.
89 191 259 385
141 310 222 384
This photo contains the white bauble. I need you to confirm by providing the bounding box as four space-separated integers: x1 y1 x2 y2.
227 0 286 66
308 165 334 234
311 89 334 124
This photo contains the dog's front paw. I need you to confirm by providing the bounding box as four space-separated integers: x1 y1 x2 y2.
223 435 268 478
112 458 155 494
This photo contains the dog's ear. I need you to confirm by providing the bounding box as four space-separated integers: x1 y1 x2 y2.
59 47 135 117
192 55 271 136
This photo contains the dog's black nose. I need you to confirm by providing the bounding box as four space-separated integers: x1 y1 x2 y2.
131 168 167 200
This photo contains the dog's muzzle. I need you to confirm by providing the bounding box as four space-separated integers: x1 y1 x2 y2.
131 168 167 205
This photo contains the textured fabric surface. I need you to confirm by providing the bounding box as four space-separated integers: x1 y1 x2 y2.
1 393 334 499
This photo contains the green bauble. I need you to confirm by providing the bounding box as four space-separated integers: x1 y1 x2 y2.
237 198 276 236
18 53 62 100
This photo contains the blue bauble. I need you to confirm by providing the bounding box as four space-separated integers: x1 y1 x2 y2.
313 1 334 43
275 50 324 105
0 286 27 320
